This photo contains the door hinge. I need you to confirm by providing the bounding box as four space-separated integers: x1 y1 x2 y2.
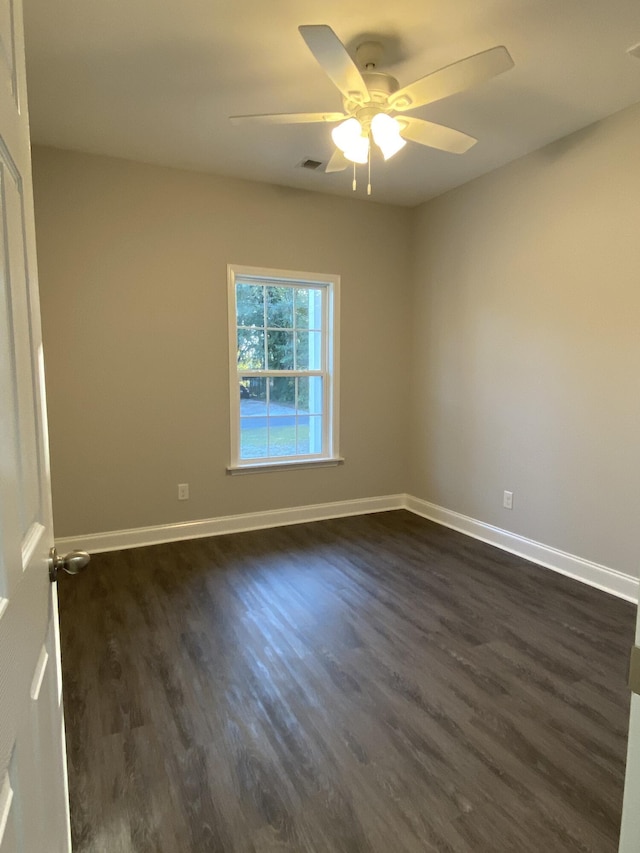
629 645 640 696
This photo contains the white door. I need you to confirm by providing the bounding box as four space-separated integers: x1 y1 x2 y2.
619 614 640 851
0 0 73 849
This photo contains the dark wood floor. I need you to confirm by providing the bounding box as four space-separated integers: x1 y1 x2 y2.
58 510 635 852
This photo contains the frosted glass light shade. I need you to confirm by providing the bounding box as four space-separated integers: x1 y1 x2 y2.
332 118 361 150
342 136 369 164
332 118 369 164
371 113 406 160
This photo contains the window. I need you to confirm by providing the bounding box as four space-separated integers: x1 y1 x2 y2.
227 265 340 472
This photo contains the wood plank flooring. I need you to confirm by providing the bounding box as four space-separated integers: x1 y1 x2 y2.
57 510 636 852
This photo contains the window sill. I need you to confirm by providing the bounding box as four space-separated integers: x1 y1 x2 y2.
227 457 344 476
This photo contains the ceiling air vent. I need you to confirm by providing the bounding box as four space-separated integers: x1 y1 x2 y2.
297 158 324 171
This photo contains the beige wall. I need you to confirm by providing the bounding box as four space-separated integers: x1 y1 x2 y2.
409 102 640 577
32 147 412 537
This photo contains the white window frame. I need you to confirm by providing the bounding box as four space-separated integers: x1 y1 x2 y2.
227 264 341 474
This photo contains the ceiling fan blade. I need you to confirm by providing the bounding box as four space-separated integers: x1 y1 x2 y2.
388 46 514 112
230 111 346 125
398 117 477 154
324 150 349 173
299 25 369 104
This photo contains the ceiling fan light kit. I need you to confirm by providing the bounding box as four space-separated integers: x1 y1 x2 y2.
370 113 406 160
230 24 514 196
331 117 369 163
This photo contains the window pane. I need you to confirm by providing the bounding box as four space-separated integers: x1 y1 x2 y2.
309 415 323 454
267 330 294 370
240 417 268 459
266 286 294 329
309 288 323 330
240 376 267 412
294 288 309 329
297 415 323 455
238 328 265 369
268 417 296 457
296 417 309 455
297 377 322 414
237 283 264 327
269 377 295 410
295 287 323 330
295 331 322 370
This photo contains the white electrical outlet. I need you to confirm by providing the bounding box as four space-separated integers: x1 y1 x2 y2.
503 490 513 510
178 483 189 501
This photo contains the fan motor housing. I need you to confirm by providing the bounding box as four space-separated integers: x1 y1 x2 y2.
363 71 399 99
343 71 400 121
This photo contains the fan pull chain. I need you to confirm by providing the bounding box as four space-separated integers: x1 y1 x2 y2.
367 144 372 196
352 162 356 192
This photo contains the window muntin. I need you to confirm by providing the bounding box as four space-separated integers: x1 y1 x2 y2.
228 266 338 470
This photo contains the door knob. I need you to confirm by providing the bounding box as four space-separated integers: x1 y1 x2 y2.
48 547 90 582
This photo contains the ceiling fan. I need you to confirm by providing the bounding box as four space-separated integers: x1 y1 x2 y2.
230 25 514 188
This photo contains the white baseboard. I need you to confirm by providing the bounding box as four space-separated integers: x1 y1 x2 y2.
405 495 639 604
55 494 406 554
56 492 638 604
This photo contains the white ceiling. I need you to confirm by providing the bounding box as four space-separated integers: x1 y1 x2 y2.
23 0 640 206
